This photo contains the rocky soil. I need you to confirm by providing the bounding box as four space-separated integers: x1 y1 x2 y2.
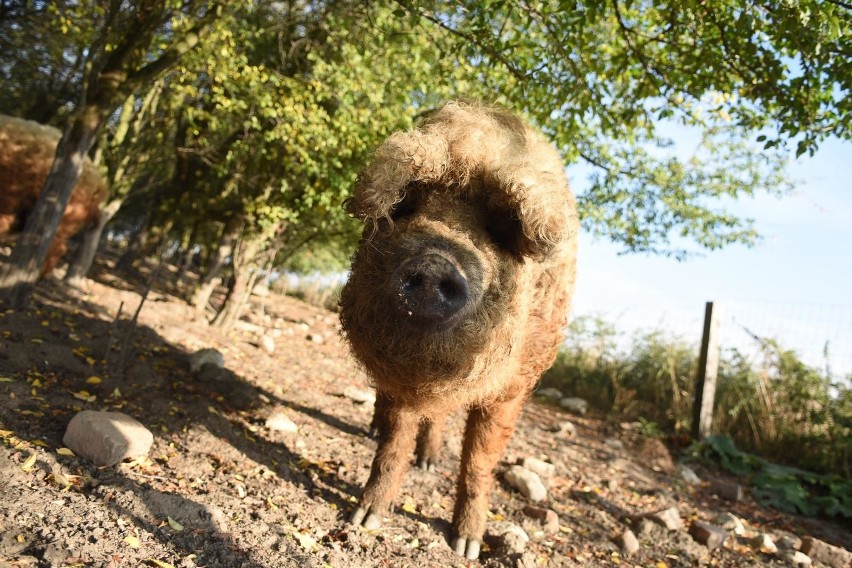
0 258 849 568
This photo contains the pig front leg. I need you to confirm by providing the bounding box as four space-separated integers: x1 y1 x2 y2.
415 416 446 472
350 403 419 530
451 394 526 560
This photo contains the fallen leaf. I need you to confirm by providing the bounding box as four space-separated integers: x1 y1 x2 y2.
86 376 102 384
51 471 72 489
290 529 319 552
0 429 13 438
31 440 48 447
56 447 76 457
144 559 175 568
124 535 141 549
21 453 37 472
71 390 96 402
0 377 14 382
167 517 184 532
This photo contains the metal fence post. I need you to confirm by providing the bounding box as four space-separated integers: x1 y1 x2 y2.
692 301 721 440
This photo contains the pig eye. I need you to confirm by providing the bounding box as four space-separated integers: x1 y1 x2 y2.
390 193 417 221
485 208 524 255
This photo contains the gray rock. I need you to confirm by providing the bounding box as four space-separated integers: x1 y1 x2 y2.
710 480 744 501
647 507 683 531
485 521 529 554
679 465 702 485
800 536 851 568
342 386 376 404
750 533 778 554
558 421 577 436
612 529 640 556
188 348 224 374
519 457 556 481
63 411 153 466
604 438 624 451
689 521 727 551
521 505 559 534
265 411 298 433
259 335 275 354
559 397 588 415
504 465 547 502
714 512 745 535
784 551 813 566
775 533 802 551
535 387 563 400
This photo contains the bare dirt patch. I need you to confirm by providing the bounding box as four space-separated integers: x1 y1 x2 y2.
0 260 848 567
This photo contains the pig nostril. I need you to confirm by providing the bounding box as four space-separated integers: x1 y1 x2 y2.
403 273 423 291
439 279 459 300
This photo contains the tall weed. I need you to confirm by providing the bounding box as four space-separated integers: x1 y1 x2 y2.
543 316 851 478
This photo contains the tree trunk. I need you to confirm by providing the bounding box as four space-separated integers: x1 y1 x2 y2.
211 265 250 331
116 214 151 272
191 218 240 313
0 105 103 307
175 221 200 285
63 199 123 288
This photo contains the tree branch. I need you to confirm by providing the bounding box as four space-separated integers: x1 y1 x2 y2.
393 0 527 82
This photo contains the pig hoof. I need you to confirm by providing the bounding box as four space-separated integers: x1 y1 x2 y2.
349 506 383 530
417 458 436 473
452 536 481 560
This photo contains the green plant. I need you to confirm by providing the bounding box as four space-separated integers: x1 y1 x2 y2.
543 316 851 479
694 435 852 518
637 417 663 439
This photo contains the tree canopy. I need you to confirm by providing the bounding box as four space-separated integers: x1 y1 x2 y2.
0 0 849 309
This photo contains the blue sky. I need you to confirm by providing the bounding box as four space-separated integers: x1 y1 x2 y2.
568 137 852 375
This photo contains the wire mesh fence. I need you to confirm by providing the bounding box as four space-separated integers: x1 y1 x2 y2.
572 298 852 381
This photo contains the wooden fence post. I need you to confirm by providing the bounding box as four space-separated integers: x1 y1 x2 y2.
692 301 721 440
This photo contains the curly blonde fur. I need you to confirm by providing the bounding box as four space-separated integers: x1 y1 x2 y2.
340 101 577 558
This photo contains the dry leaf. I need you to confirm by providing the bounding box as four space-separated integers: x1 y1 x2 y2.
86 376 102 384
166 517 184 532
21 453 37 472
51 471 72 489
144 559 175 568
124 535 141 549
56 447 75 457
71 390 96 402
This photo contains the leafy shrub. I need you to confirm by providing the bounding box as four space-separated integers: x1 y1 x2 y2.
695 435 851 518
542 316 851 479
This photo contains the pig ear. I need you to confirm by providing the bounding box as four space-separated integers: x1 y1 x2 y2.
489 166 578 260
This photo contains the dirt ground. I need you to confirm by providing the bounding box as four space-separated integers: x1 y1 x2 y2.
0 256 849 568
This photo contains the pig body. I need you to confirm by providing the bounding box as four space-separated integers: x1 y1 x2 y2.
340 101 577 559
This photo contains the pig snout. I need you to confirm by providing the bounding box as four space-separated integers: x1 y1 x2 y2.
394 252 469 330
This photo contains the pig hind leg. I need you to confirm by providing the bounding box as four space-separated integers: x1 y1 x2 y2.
415 417 446 472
